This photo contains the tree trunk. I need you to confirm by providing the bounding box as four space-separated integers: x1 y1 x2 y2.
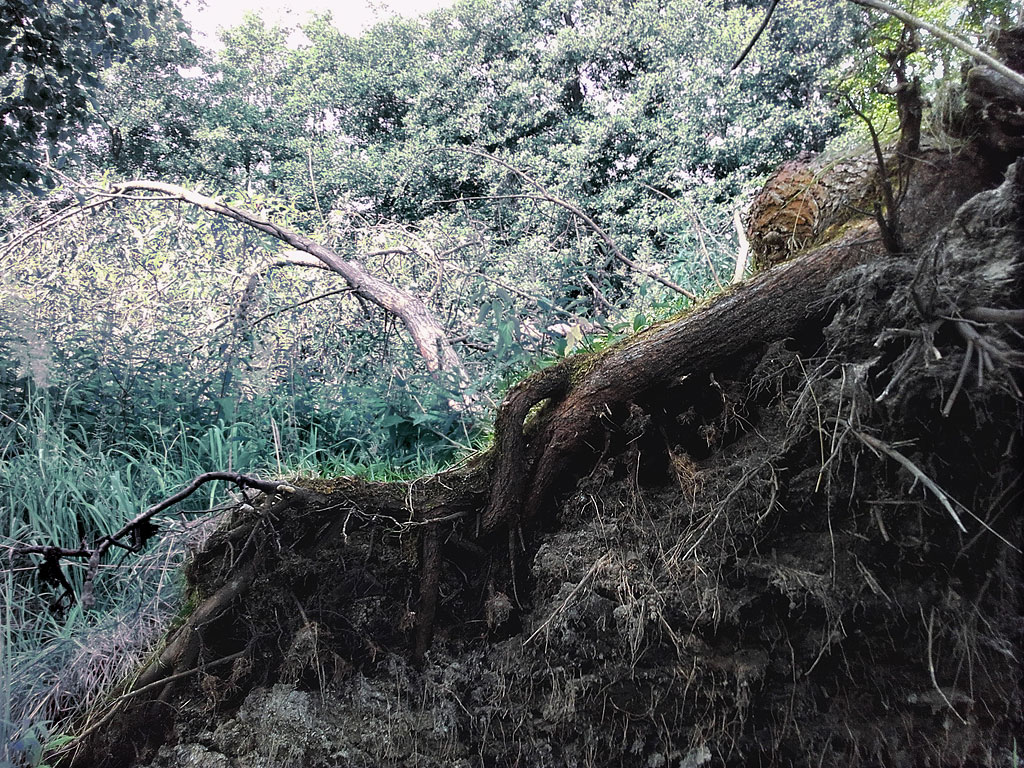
481 219 886 533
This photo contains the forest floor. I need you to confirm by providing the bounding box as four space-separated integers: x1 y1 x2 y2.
65 138 1023 768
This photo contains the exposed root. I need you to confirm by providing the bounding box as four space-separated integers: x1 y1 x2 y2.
854 429 968 532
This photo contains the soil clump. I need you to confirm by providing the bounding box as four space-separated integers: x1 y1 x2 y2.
71 104 1023 768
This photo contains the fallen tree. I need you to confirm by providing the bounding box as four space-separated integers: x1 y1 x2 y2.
0 179 472 389
25 132 1019 767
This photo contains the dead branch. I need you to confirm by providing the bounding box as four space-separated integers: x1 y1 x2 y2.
733 208 750 283
8 179 470 388
445 147 698 300
14 472 298 608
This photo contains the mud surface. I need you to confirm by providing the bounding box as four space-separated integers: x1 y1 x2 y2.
81 156 1023 768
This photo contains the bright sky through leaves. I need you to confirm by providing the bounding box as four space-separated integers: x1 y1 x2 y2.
180 0 455 45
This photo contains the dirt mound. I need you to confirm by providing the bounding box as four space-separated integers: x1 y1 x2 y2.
69 151 1022 768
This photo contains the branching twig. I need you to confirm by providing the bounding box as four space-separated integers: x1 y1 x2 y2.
443 147 697 300
15 472 297 607
844 96 903 254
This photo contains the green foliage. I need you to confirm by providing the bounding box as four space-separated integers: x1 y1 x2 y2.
81 0 856 309
0 0 179 191
84 6 202 179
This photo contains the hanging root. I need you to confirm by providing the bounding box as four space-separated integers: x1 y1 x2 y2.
943 312 1024 415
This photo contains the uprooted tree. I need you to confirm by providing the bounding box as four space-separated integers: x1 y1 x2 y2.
22 118 1024 766
8 14 1024 768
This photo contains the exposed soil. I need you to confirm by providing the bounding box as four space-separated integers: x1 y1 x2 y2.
68 143 1023 767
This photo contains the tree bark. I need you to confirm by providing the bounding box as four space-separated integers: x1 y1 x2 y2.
104 181 470 388
481 220 885 533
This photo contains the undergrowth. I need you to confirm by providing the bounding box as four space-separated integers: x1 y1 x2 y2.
0 384 460 767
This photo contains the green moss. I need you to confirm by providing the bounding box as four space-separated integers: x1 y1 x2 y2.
165 587 201 635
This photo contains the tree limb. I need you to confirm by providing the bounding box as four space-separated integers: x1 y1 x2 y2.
732 208 750 284
847 0 1024 91
11 179 471 389
731 0 782 72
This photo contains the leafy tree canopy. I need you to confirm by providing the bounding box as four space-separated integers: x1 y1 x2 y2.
0 0 182 190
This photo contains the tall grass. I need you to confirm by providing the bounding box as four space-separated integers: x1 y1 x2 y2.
0 389 410 767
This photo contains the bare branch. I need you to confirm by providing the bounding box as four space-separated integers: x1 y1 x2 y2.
847 0 1024 91
444 147 698 300
15 472 298 608
732 208 750 284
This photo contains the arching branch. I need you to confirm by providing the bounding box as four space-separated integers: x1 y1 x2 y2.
731 0 781 72
14 472 298 608
9 179 470 390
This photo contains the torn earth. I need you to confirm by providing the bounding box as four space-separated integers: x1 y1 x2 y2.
55 132 1024 768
